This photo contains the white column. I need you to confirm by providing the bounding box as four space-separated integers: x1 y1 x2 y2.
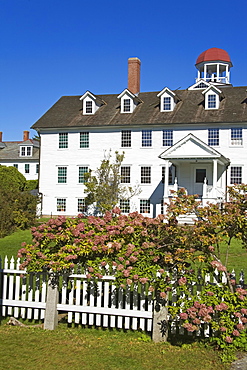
217 63 219 82
163 160 169 198
213 159 218 199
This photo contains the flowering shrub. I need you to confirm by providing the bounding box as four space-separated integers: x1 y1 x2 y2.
171 283 247 361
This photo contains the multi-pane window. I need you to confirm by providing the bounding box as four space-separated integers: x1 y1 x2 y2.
141 166 151 184
25 164 30 174
163 97 171 111
121 166 130 183
80 132 89 148
208 94 216 109
231 128 243 145
121 130 131 147
59 133 68 149
162 167 173 185
163 130 173 146
119 199 130 214
142 130 152 147
85 101 93 114
230 167 242 184
123 99 131 112
208 128 219 146
57 198 66 212
78 198 87 213
13 164 18 169
20 146 32 156
140 199 150 214
36 164 39 174
78 166 88 183
58 167 67 183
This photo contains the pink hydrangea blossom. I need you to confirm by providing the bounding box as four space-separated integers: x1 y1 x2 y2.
225 336 233 343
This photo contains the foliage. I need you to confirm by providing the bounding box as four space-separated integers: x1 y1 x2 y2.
171 283 247 362
18 185 247 359
0 165 38 237
84 150 141 214
25 179 38 191
0 164 27 191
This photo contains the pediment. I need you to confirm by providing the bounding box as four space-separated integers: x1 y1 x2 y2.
159 134 229 164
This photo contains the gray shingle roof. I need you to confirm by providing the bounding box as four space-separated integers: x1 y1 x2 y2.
0 141 39 161
32 86 247 130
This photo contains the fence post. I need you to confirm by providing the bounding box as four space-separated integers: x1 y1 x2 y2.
44 274 58 330
152 293 168 343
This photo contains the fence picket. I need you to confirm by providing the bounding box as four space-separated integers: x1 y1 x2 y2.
1 256 246 335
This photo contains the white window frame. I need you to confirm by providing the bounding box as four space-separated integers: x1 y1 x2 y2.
121 166 131 183
80 132 89 148
25 164 30 174
141 166 151 184
77 198 87 213
59 133 68 149
230 128 243 146
157 88 176 112
78 166 89 184
208 128 219 146
163 129 173 147
20 146 32 157
230 166 242 184
140 199 150 214
57 198 66 212
119 199 130 214
142 130 152 147
121 130 131 147
58 166 67 184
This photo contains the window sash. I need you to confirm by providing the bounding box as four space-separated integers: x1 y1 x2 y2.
85 101 93 114
121 167 130 183
123 99 131 112
141 167 151 184
140 199 150 213
163 130 173 146
163 97 171 111
59 133 68 149
121 130 131 147
231 128 242 145
80 132 89 148
58 167 67 183
25 164 30 174
57 198 66 212
78 198 87 213
208 94 216 109
208 129 219 146
78 167 88 183
119 199 130 213
142 130 152 147
230 167 242 184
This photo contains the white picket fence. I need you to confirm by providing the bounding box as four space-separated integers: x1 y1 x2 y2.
0 256 153 331
0 256 245 332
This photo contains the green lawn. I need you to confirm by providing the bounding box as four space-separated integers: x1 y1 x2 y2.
0 322 230 370
0 229 32 259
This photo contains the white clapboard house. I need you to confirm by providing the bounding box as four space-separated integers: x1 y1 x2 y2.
0 130 39 181
32 48 247 217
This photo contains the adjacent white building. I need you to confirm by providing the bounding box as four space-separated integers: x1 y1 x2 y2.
32 48 247 217
0 130 39 181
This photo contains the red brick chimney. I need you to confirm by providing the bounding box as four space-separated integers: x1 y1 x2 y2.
23 130 29 141
0 132 2 142
128 57 141 95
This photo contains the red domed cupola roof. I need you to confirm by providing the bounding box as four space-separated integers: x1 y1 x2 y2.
196 48 232 65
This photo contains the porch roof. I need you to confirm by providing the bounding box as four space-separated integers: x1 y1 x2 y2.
159 133 230 165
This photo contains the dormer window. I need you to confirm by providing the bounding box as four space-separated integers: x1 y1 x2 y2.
80 91 104 115
118 89 141 114
20 146 32 157
163 97 171 111
86 101 93 114
202 85 222 110
157 87 178 112
123 99 131 112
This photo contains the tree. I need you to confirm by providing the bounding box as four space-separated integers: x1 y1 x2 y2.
84 151 141 214
0 165 38 237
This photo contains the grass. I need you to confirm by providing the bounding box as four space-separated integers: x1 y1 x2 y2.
0 321 230 370
0 229 32 259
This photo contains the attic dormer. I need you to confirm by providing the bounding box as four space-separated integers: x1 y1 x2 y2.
117 89 141 113
157 87 177 112
80 91 104 115
202 85 223 110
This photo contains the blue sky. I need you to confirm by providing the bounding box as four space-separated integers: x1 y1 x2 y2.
1 0 247 141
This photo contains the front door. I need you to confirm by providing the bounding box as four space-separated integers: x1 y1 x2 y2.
194 168 207 197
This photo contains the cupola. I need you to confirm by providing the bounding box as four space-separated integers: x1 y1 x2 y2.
195 47 233 86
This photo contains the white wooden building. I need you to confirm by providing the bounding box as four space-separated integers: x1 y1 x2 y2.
0 130 39 181
32 48 247 217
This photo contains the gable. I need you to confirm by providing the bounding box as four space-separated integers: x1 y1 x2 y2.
159 134 229 164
